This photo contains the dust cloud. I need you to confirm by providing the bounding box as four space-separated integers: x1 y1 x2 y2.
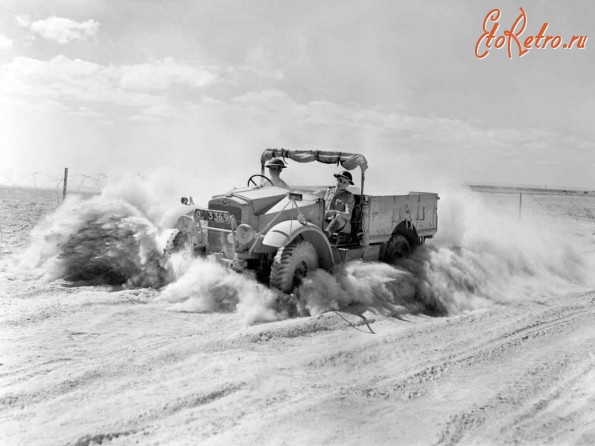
158 187 591 324
160 254 283 325
14 176 169 287
292 188 589 317
12 175 593 325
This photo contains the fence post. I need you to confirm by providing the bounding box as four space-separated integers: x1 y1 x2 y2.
518 192 522 222
62 168 69 201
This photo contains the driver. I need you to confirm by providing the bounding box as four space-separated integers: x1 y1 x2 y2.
265 158 290 189
317 171 355 238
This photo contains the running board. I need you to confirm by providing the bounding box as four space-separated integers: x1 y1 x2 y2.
336 245 381 262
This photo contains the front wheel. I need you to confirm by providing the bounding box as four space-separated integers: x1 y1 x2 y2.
164 230 204 257
270 240 318 293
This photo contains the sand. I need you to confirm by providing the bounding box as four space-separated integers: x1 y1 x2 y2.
1 185 594 446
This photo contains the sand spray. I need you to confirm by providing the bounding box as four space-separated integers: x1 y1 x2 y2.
11 175 594 324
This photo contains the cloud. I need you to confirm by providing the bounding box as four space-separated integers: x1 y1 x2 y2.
0 35 13 50
164 89 595 191
16 15 99 44
129 103 180 122
0 55 221 108
1 49 592 189
242 46 284 80
224 89 486 149
118 58 219 91
15 15 31 28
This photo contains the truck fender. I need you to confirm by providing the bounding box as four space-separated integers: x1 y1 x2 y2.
262 220 334 269
160 204 198 229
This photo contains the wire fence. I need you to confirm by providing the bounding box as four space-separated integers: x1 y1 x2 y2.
0 170 107 196
467 182 595 196
0 171 107 253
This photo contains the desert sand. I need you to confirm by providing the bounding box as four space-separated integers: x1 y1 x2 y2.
1 185 594 446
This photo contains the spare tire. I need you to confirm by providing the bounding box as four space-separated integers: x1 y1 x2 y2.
164 230 204 257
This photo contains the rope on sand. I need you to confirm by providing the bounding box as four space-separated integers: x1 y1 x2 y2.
332 311 376 334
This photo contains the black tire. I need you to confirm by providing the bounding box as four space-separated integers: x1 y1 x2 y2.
383 234 411 264
164 230 186 254
164 230 204 257
270 240 318 293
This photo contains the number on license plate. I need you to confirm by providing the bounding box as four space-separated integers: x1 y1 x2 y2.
195 209 231 224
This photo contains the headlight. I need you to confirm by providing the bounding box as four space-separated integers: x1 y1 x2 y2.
236 224 255 245
176 215 195 233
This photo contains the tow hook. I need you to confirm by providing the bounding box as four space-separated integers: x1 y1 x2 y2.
212 252 229 267
229 256 248 272
211 252 246 272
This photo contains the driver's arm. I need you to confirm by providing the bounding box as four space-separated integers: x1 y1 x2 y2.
328 194 354 219
313 187 330 197
271 177 290 189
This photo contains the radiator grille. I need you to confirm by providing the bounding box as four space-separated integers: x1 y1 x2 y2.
206 203 242 258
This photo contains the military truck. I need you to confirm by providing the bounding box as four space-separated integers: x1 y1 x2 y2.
161 149 439 293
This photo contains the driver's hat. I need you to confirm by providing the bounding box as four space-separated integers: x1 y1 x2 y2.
265 158 286 169
334 171 354 185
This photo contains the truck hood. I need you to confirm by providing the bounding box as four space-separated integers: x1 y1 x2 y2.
212 186 289 215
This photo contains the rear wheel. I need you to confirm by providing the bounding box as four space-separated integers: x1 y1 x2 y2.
270 240 318 293
383 234 411 264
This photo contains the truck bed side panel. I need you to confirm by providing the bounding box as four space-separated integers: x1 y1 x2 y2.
415 193 438 235
364 194 438 241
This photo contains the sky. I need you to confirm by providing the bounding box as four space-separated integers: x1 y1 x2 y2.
0 0 593 194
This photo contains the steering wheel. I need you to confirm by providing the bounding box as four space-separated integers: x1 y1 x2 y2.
247 174 273 187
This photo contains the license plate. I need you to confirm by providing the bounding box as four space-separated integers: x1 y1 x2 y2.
195 209 232 224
